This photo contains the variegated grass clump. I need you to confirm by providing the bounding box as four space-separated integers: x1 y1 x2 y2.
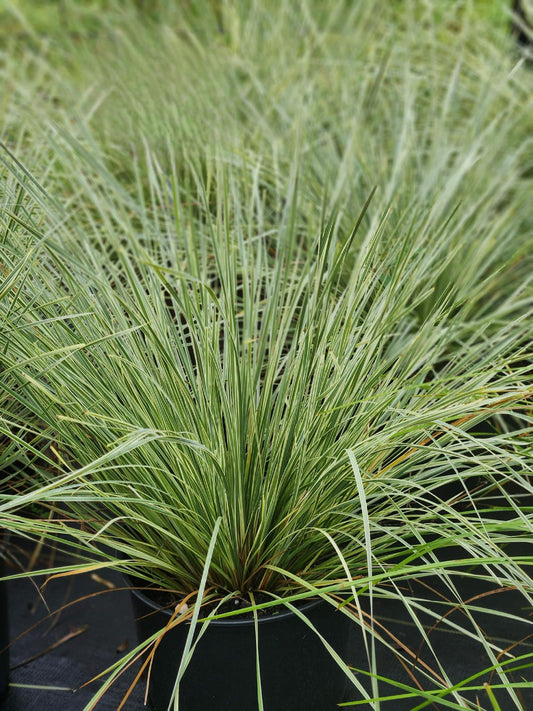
0 139 532 708
0 0 531 708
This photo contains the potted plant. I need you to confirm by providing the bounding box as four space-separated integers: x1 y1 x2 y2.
0 139 531 710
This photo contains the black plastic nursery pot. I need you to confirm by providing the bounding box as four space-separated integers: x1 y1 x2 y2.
130 584 352 711
0 545 9 702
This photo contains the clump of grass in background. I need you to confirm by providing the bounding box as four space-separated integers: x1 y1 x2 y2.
3 1 531 332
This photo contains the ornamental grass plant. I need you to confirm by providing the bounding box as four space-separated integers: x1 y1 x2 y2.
0 156 49 493
0 136 532 708
0 1 532 709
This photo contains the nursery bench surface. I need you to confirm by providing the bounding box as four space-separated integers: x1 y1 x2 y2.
3 545 146 710
2 546 533 710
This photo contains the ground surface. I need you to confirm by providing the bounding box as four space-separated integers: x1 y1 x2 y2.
2 547 533 710
2 543 146 710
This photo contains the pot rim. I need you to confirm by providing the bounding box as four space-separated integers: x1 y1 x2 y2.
127 576 324 627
